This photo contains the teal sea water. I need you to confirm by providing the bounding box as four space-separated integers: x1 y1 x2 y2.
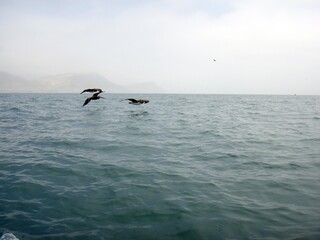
0 93 319 240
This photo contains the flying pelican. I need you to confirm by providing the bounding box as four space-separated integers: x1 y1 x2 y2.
82 89 104 107
80 88 103 94
123 98 149 105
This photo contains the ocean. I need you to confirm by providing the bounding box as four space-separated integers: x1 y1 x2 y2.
0 93 319 240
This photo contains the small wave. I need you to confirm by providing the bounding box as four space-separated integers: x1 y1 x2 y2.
301 137 320 142
215 153 245 159
240 161 306 170
0 233 19 240
8 107 20 112
129 110 149 117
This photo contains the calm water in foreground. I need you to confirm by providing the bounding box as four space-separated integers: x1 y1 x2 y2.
0 93 319 240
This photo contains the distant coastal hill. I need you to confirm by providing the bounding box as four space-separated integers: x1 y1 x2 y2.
0 71 39 93
0 71 164 93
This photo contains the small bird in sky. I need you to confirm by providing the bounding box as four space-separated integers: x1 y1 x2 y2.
81 88 104 107
213 58 216 62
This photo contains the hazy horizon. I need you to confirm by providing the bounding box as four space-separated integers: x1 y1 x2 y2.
1 0 319 95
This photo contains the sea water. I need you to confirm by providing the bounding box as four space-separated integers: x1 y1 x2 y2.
0 93 319 240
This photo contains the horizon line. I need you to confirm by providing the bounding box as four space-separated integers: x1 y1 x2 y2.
0 92 319 96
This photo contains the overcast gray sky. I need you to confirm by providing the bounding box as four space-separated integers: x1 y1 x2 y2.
0 0 319 94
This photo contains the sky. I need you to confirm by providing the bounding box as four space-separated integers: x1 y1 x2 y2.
0 0 319 94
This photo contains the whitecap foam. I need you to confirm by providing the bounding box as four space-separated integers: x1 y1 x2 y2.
0 233 19 240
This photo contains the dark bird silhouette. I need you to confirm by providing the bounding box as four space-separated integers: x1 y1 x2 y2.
124 98 149 105
82 89 104 107
80 88 103 94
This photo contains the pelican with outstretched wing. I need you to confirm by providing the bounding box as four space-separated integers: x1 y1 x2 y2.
81 88 104 107
123 98 149 105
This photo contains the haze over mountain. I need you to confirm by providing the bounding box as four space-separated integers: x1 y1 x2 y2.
0 72 40 93
0 71 164 93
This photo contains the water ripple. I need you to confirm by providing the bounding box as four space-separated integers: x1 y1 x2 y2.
0 94 320 239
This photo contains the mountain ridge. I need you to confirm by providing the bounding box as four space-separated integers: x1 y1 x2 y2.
0 71 164 93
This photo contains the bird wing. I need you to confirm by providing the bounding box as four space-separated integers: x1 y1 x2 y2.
81 88 94 94
93 91 102 97
126 98 138 103
81 88 102 94
82 97 92 106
